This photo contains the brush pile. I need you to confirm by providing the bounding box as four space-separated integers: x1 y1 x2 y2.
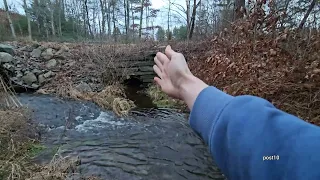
186 1 320 125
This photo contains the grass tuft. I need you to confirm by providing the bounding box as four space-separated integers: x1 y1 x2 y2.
146 85 185 109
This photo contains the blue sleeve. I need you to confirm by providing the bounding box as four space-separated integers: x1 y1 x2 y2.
189 86 320 180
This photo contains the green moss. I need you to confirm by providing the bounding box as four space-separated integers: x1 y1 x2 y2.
27 143 46 158
146 85 184 108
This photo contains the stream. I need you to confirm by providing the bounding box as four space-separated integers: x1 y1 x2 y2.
17 89 225 180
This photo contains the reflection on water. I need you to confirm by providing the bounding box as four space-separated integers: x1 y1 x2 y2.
18 94 225 180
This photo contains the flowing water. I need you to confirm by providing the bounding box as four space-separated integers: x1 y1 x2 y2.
18 92 225 180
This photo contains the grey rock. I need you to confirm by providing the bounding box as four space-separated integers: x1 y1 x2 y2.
41 48 54 60
61 45 69 52
32 69 43 76
22 72 37 85
67 60 76 67
31 83 40 89
15 67 22 71
43 71 55 78
75 82 92 92
0 44 14 55
19 46 33 52
3 63 14 71
16 71 23 78
38 74 46 85
10 77 18 81
46 59 57 69
31 42 40 48
0 52 13 63
14 57 23 64
18 46 27 51
31 48 42 58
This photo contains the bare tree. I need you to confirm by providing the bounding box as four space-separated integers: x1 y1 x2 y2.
235 0 245 19
99 0 107 36
298 0 317 29
139 0 145 38
23 0 32 41
57 0 62 36
3 0 16 40
84 0 93 37
49 0 56 36
188 0 200 39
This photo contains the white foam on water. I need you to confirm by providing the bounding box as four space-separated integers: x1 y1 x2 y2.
75 116 82 121
75 111 130 132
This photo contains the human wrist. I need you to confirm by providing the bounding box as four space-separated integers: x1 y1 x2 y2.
179 74 209 110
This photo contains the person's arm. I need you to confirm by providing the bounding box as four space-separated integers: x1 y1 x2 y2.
188 84 320 180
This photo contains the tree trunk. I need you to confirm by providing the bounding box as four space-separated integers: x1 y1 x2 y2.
100 0 106 36
124 0 128 35
3 0 16 40
298 0 316 29
84 0 93 37
186 0 190 37
112 4 117 42
107 2 111 36
139 0 145 39
57 0 62 36
188 0 199 39
132 2 135 32
126 0 130 36
167 0 171 41
234 0 245 19
23 0 32 41
50 4 56 36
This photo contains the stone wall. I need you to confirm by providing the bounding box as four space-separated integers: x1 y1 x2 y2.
106 52 157 84
0 43 69 90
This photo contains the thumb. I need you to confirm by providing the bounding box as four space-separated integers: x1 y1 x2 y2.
165 45 177 60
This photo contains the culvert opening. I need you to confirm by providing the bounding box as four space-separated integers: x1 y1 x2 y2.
122 76 156 109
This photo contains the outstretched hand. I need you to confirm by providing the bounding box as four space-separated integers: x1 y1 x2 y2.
153 45 193 99
153 45 208 110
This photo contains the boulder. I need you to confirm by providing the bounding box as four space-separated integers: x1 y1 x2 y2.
43 71 55 78
0 44 14 55
22 72 37 85
16 71 23 78
3 63 14 71
46 59 57 69
75 82 92 92
31 83 40 89
61 45 69 52
38 74 46 85
41 48 54 60
0 52 13 63
32 69 43 76
19 46 34 52
31 48 42 58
